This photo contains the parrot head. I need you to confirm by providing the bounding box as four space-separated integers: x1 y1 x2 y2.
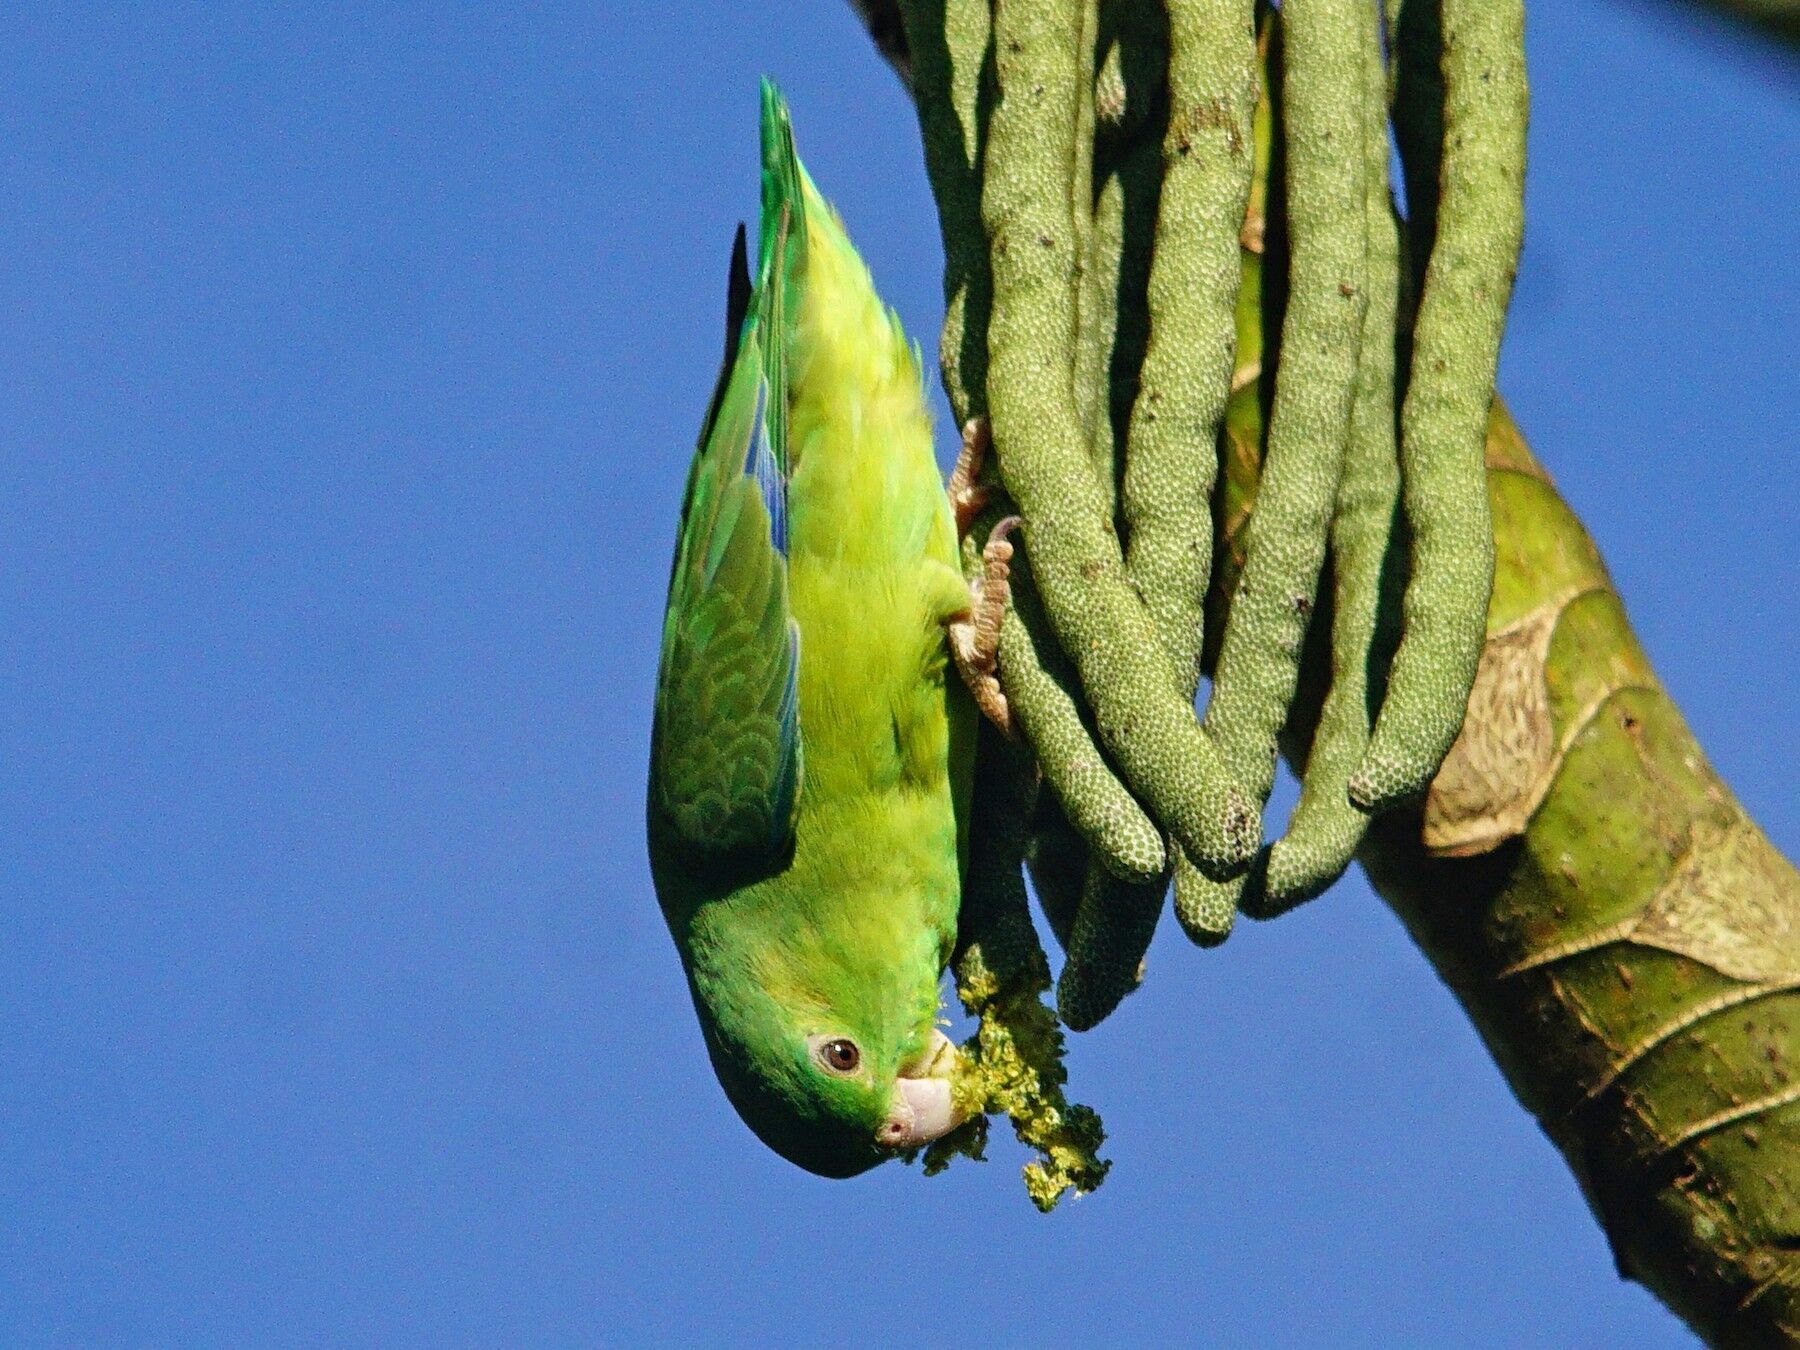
683 904 968 1178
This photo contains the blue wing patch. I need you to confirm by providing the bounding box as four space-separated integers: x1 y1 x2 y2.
745 378 788 558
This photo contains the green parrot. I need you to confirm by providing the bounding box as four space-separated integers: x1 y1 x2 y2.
647 83 1011 1178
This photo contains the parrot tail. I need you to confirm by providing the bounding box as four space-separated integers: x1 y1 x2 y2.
759 79 809 332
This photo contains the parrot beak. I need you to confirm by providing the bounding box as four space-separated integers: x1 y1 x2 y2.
877 1027 969 1151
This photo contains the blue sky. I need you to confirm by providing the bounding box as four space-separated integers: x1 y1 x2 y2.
2 4 1794 1346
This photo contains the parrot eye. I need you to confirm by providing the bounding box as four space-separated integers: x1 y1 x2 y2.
816 1038 861 1075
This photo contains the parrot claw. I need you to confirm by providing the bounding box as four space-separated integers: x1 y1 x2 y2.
948 515 1020 738
947 416 995 536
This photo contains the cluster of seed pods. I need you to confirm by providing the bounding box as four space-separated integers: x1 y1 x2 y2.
892 0 1523 1202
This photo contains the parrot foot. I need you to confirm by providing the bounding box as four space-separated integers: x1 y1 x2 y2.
947 417 994 536
948 515 1020 737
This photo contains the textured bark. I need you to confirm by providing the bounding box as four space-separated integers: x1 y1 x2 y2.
847 2 1800 1342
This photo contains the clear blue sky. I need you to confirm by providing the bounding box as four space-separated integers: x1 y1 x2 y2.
2 4 1793 1346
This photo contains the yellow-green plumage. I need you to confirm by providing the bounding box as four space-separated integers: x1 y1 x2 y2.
647 83 973 1178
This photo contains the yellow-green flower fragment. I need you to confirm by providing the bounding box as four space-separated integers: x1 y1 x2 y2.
921 938 1111 1212
917 731 1109 1209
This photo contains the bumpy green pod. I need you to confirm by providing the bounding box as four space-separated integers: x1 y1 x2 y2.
1106 0 1255 949
1058 864 1167 1032
1173 850 1236 945
1201 0 1369 820
1347 0 1524 812
1068 0 1100 411
1085 0 1170 526
1077 136 1159 524
997 582 1167 886
1386 0 1441 287
1025 792 1089 953
1075 164 1126 516
1175 18 1275 949
951 729 1045 982
903 0 1168 892
896 0 994 422
1205 7 1277 641
1120 0 1256 694
1252 0 1403 917
980 0 1258 879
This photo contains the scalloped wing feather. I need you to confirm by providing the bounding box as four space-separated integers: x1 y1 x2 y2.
649 212 801 871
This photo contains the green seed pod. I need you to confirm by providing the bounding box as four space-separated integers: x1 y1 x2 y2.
1253 8 1404 917
1120 0 1257 695
896 0 995 423
1067 0 1103 491
1057 863 1166 1032
1025 792 1090 953
1075 164 1126 517
1347 0 1524 812
1202 0 1369 820
1078 0 1176 554
953 726 1044 982
906 0 1171 895
1173 850 1237 946
981 0 1259 879
1108 0 1256 959
999 550 1167 885
1175 7 1273 951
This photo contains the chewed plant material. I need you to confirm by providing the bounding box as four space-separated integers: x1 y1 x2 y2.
915 937 1109 1212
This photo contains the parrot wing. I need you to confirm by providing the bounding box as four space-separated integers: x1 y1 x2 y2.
649 214 801 870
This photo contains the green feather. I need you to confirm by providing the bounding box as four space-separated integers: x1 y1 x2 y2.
649 195 800 872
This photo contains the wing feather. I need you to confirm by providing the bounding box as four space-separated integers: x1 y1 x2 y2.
649 184 801 870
